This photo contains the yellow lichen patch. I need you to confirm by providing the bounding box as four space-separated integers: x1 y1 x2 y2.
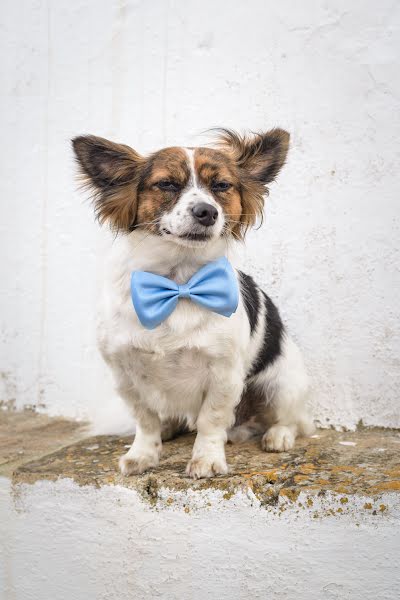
304 447 320 460
298 463 316 475
255 487 278 504
371 481 400 492
379 504 387 513
332 484 351 494
340 497 349 504
331 465 365 476
306 498 314 507
384 469 400 478
294 474 311 484
364 502 373 510
304 485 325 490
279 488 300 502
240 470 279 483
223 492 234 500
337 478 355 485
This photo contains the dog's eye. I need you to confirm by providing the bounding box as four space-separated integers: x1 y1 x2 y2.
212 181 232 192
155 180 180 192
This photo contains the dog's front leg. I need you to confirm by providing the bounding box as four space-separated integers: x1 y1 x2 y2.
186 366 243 479
118 393 162 477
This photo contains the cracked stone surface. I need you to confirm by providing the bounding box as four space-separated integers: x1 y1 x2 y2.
4 412 400 510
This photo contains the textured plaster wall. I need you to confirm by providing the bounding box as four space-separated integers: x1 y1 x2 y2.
1 0 399 428
1 478 399 600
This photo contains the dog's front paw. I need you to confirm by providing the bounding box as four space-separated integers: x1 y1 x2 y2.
262 425 295 452
119 452 159 476
186 456 228 479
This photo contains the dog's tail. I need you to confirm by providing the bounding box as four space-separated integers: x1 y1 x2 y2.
227 419 265 443
161 418 189 442
228 416 315 444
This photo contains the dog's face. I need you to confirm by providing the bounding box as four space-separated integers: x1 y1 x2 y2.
72 129 289 246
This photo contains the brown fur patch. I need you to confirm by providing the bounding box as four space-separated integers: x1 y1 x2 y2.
135 147 191 233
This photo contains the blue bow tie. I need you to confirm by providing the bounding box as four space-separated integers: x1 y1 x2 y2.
131 257 239 329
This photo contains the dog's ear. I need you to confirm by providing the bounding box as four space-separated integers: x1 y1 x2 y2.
72 135 144 231
218 128 290 184
217 128 290 236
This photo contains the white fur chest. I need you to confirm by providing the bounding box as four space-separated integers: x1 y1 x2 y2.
96 234 248 421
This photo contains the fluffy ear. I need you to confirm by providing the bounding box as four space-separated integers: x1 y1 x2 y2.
217 128 290 235
218 128 290 184
72 135 144 231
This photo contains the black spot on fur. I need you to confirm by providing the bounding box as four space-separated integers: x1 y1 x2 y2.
247 291 283 377
239 271 259 335
234 383 266 426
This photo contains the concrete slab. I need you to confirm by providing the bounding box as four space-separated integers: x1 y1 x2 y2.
5 411 400 515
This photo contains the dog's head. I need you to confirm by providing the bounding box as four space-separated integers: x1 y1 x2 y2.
72 129 289 247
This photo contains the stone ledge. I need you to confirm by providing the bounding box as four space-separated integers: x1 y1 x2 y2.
3 413 399 600
4 411 400 514
0 410 86 478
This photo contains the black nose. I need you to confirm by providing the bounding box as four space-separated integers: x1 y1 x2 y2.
191 203 218 227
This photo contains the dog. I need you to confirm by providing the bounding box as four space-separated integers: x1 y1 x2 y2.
72 128 314 479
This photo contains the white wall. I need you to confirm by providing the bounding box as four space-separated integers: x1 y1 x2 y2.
1 0 399 429
1 478 399 600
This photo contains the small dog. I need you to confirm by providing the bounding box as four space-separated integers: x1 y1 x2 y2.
72 128 314 479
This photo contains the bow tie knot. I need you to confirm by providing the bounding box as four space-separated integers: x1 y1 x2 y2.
131 257 239 329
178 283 191 299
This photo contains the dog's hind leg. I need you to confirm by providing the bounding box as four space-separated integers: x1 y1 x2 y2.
249 335 314 452
226 335 314 451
